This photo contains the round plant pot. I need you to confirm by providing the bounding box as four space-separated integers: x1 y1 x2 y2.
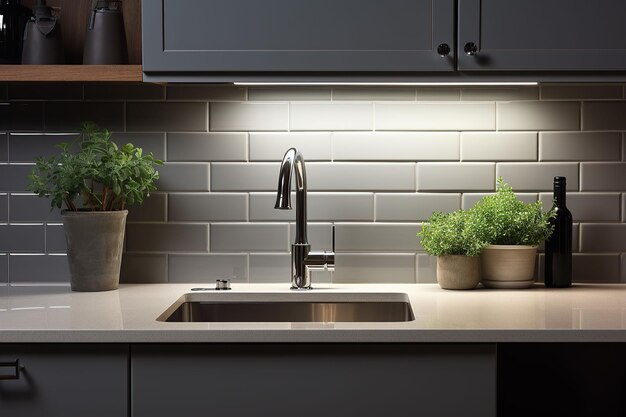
436 255 481 290
62 210 128 292
480 244 537 289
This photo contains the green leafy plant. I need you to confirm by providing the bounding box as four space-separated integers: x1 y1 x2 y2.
417 209 488 257
27 122 163 211
471 177 555 246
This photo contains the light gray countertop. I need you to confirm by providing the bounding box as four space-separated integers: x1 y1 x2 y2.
1 283 625 343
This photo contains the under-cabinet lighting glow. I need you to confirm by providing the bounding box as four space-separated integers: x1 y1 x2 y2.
234 82 539 86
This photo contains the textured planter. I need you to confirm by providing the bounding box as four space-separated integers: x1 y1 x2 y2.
436 255 481 290
62 210 128 292
480 244 537 289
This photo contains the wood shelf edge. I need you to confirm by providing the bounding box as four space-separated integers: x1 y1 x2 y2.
0 65 143 82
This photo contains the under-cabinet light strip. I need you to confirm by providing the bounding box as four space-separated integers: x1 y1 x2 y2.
234 82 539 86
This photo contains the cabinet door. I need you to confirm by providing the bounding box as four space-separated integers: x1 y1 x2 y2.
499 343 626 416
143 0 455 73
133 343 496 417
0 344 128 417
458 0 626 71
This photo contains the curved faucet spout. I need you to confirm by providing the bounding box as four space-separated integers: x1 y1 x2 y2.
274 148 307 245
275 148 334 290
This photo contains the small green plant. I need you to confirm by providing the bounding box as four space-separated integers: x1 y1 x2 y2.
417 209 488 257
471 177 555 246
27 122 163 211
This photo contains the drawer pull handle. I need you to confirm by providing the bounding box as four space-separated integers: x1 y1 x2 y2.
0 360 22 380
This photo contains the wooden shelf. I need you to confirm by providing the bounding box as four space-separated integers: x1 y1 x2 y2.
2 0 144 82
0 65 143 82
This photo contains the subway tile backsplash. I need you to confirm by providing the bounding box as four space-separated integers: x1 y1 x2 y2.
0 83 625 285
375 102 495 131
333 132 459 161
461 132 537 161
167 132 248 162
539 132 621 162
497 101 580 131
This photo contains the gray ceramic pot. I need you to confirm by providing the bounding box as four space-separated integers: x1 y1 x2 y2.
62 210 127 292
480 245 538 289
436 255 481 290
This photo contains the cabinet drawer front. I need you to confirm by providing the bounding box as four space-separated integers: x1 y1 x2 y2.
133 344 496 417
0 345 128 417
143 0 456 72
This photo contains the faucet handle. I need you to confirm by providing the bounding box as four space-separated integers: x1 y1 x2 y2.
306 250 335 273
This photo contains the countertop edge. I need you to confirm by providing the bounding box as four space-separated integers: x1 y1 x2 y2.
1 329 625 344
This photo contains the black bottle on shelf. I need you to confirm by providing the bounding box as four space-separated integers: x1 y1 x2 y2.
0 0 30 64
544 176 572 288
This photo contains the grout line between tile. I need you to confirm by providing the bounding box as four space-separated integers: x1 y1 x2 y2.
372 193 377 222
122 101 127 132
494 101 499 131
245 132 250 162
206 224 211 253
537 131 542 162
41 102 46 132
579 101 583 131
43 222 48 254
371 102 376 131
206 102 210 132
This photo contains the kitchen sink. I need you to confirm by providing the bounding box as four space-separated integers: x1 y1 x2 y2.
158 292 414 323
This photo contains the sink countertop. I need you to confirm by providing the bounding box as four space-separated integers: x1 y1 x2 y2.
1 283 625 343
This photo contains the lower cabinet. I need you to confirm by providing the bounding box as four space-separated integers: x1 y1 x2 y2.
132 343 497 417
498 343 626 417
4 341 626 416
0 344 129 417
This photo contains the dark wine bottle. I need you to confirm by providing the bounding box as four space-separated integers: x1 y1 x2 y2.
544 176 572 287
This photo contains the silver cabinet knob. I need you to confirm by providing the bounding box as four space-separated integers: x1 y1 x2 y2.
464 42 479 56
437 43 451 57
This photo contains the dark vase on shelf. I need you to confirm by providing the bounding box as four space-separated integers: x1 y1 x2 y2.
83 0 127 64
21 0 65 64
0 0 30 64
544 176 572 288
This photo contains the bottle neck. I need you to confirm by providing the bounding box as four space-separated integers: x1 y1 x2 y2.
554 185 566 206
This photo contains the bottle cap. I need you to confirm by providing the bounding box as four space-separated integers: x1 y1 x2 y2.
554 176 566 185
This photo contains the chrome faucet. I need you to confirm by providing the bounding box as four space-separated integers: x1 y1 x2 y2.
275 148 335 289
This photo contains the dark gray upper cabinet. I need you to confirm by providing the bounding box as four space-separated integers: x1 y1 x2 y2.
142 0 456 73
143 0 626 80
458 0 626 71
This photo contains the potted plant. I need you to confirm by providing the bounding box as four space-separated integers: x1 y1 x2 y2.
418 209 488 290
472 178 554 289
27 122 162 292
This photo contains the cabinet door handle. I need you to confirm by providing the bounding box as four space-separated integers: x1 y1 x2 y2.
464 42 479 56
0 360 22 380
437 43 451 57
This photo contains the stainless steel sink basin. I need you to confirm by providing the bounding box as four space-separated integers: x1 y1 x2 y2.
158 292 414 323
